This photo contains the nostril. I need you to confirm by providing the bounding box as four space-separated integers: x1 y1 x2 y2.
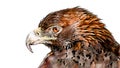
29 42 34 45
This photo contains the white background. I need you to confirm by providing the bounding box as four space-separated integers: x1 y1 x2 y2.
0 0 120 68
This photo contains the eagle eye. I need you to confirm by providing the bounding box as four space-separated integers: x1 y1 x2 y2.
53 27 59 33
50 25 62 35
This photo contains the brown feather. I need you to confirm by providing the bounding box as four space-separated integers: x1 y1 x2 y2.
37 7 120 68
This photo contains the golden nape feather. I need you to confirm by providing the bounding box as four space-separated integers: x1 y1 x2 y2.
26 7 120 68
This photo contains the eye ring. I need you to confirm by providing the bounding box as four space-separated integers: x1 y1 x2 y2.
53 27 59 33
51 25 62 34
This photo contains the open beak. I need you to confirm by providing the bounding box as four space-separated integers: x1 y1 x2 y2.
26 27 56 53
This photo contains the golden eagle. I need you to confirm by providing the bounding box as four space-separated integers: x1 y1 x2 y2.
26 7 120 68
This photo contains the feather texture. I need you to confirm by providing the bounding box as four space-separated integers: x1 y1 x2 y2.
26 7 120 68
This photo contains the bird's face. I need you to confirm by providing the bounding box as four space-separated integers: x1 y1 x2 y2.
26 18 78 52
26 7 113 53
26 8 79 53
26 24 66 53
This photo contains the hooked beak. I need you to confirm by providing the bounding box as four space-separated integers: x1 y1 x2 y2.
26 27 56 53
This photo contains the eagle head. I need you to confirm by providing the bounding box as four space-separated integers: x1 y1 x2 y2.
26 7 119 57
